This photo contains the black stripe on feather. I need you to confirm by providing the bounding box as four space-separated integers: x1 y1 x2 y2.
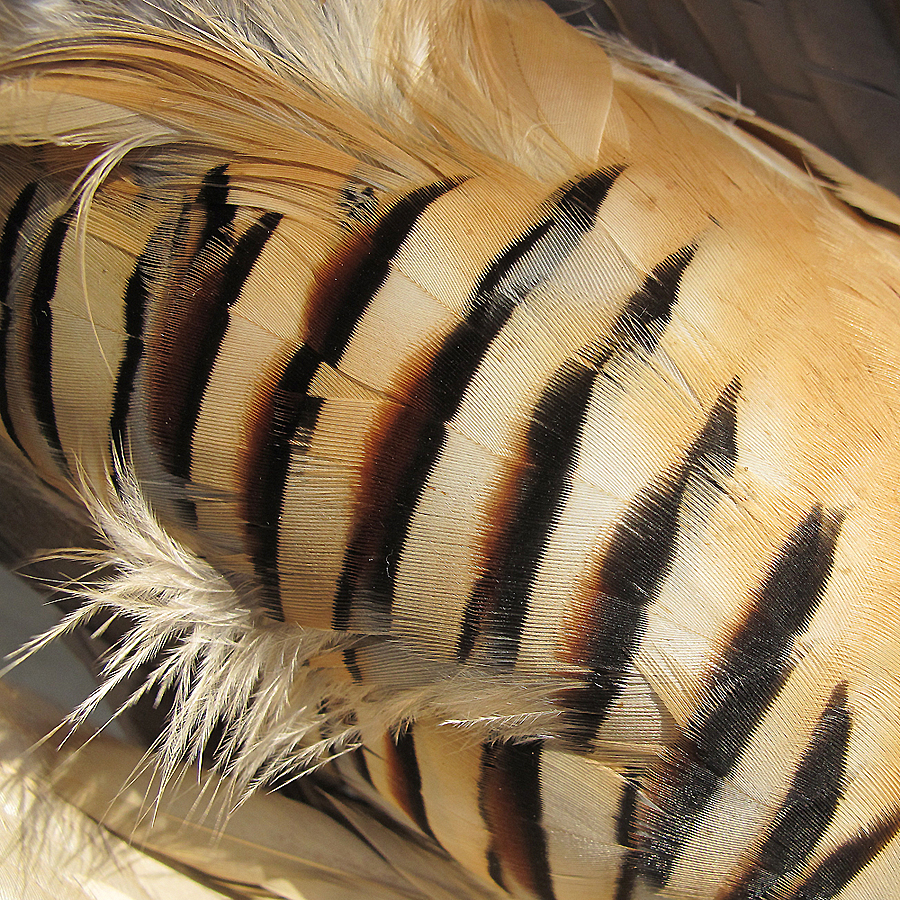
479 740 557 900
459 242 698 668
169 209 282 480
245 178 463 619
785 809 900 900
0 182 37 457
637 504 845 887
29 209 71 476
559 375 737 747
723 681 852 900
330 169 623 663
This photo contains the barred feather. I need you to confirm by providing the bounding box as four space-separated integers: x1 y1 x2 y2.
2 1 900 899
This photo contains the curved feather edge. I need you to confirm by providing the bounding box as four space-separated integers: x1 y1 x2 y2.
3 0 898 232
0 0 615 183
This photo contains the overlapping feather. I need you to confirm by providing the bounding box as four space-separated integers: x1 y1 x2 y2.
3 2 900 899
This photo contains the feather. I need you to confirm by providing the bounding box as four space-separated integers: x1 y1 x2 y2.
2 2 900 898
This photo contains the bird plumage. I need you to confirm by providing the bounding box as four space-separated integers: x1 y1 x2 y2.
2 1 900 898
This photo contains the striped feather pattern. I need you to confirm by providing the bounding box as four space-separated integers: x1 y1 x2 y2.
2 1 900 898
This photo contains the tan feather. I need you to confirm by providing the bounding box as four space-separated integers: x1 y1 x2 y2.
2 1 900 898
